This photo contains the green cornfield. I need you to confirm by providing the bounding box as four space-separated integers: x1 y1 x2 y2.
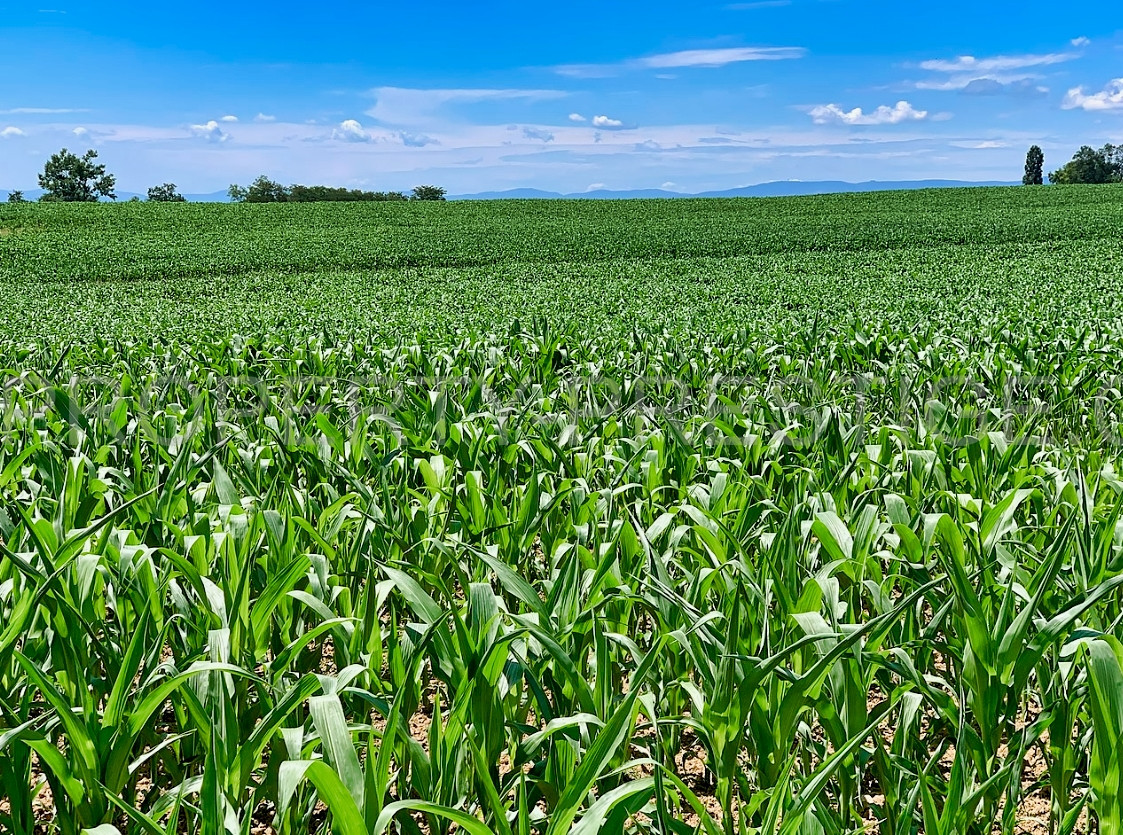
1 185 1123 834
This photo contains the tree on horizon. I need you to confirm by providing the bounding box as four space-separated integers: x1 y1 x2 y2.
38 148 117 202
1023 145 1044 185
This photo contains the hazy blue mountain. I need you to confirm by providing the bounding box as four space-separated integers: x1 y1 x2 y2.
449 180 1017 201
573 188 684 199
183 190 235 202
0 188 45 202
696 179 1015 198
446 188 563 200
4 180 1019 205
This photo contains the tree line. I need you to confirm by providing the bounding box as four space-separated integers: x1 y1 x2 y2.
225 175 445 203
6 149 447 204
1023 143 1123 185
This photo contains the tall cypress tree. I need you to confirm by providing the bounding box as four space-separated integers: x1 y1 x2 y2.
1023 145 1045 185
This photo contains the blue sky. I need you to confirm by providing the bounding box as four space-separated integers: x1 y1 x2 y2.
0 1 1120 194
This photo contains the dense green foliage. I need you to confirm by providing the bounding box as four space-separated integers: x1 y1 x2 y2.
288 185 409 203
2 186 1123 834
226 176 426 204
37 148 117 203
410 185 447 202
1049 144 1123 185
1023 145 1044 186
147 183 187 203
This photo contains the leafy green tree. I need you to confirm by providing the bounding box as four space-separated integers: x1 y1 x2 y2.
147 183 186 202
6 190 25 203
1049 144 1121 184
243 175 289 203
410 184 447 201
1106 144 1123 181
1023 145 1044 185
227 183 248 203
37 148 117 202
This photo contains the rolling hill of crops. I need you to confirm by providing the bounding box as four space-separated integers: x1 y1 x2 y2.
2 185 1123 835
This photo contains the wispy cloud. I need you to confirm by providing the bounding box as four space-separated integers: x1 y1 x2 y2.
0 107 88 114
1063 78 1123 111
726 0 791 8
951 140 1008 149
189 120 230 143
1071 36 1091 47
254 113 276 122
555 46 805 78
398 131 439 147
809 101 928 126
368 87 566 126
917 76 1048 96
1 126 26 138
522 126 555 142
919 52 1078 73
220 115 238 123
568 113 587 123
914 51 1078 97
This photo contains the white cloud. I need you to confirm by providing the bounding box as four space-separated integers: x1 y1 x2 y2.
220 115 238 123
332 119 373 142
592 114 626 129
1063 79 1123 111
568 113 587 122
920 52 1076 73
809 101 929 125
556 46 805 77
368 87 566 126
189 120 230 142
72 127 89 137
1071 37 1091 47
0 126 25 138
254 113 276 122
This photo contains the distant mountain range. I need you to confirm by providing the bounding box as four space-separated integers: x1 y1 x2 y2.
1 180 1017 205
448 180 1018 201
